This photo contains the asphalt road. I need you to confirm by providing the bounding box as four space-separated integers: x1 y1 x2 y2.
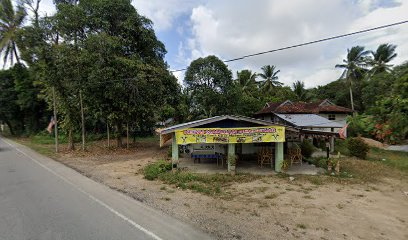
0 137 212 240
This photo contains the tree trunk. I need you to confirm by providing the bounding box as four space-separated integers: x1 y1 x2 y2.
53 87 59 153
4 119 15 136
126 123 129 149
13 44 20 64
107 122 110 148
116 123 123 148
349 85 355 113
68 128 75 151
79 90 85 151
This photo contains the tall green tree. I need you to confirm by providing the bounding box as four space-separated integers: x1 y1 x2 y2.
236 69 257 95
184 55 233 118
258 65 282 92
0 0 27 67
292 80 309 101
369 43 397 74
335 46 370 112
0 66 22 135
30 0 179 148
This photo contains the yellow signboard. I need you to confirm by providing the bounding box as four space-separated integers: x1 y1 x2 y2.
175 126 285 144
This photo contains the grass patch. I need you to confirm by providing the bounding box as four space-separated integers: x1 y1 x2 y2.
159 171 258 196
368 147 408 172
144 161 260 196
144 160 172 180
12 137 56 158
264 193 278 199
336 203 344 209
296 224 307 229
340 157 405 182
308 176 323 185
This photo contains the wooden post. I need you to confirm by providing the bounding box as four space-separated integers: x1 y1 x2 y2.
52 87 59 153
330 136 335 153
107 122 110 148
227 143 236 173
171 133 179 168
274 142 284 172
79 90 85 151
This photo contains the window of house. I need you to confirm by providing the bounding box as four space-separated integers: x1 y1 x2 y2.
328 114 336 120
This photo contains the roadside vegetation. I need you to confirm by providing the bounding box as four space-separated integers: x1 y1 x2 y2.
1 0 407 150
144 160 260 196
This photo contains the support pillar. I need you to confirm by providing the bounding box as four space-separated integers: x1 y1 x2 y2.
227 143 236 173
172 133 179 168
330 136 335 153
274 142 284 172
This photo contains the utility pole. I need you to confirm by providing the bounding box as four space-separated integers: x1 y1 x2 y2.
79 90 85 151
52 87 59 153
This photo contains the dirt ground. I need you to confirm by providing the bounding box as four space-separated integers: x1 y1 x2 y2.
52 141 407 240
361 137 388 149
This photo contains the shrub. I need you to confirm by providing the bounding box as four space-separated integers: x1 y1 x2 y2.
306 157 328 168
144 160 172 180
300 140 315 158
347 137 369 159
335 139 349 156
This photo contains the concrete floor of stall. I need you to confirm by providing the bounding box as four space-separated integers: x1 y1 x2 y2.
177 157 324 176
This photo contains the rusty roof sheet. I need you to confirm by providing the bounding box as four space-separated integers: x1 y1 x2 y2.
255 100 353 115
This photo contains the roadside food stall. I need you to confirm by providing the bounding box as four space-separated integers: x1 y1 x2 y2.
158 115 298 173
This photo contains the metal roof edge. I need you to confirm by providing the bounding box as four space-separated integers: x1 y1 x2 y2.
159 115 298 134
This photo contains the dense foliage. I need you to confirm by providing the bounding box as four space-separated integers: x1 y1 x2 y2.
0 0 407 148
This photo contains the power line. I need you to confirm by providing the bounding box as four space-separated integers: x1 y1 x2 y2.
1 20 407 91
170 20 408 73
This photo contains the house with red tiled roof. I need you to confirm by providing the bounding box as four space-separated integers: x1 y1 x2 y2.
254 99 352 132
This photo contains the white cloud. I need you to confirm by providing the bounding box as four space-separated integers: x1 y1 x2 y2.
171 0 407 88
38 0 56 17
132 0 199 31
24 0 408 89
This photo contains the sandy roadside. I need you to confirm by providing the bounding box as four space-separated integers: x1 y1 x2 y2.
44 141 408 240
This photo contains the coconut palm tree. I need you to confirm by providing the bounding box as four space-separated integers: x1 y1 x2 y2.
258 65 282 92
335 46 370 112
292 80 309 101
369 43 397 74
236 69 257 95
0 0 27 67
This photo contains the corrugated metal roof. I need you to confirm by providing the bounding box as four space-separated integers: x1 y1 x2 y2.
159 115 298 134
255 99 353 115
275 114 344 128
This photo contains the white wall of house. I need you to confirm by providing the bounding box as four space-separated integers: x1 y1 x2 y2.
317 113 348 125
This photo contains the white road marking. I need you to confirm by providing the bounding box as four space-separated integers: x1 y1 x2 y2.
1 138 163 240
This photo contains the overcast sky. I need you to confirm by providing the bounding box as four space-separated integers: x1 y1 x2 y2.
38 0 408 88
